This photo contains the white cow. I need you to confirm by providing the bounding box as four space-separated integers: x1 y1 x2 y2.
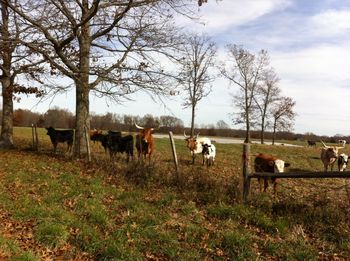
202 143 216 167
184 132 211 164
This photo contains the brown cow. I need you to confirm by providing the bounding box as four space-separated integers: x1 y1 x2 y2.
320 141 344 171
254 153 290 195
135 123 155 162
184 131 211 164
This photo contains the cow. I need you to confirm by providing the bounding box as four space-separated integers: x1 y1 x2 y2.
320 141 344 171
338 153 349 172
307 140 316 147
184 131 211 164
135 123 155 161
338 140 347 146
46 126 73 153
202 143 216 167
254 153 290 195
90 130 109 152
107 133 134 162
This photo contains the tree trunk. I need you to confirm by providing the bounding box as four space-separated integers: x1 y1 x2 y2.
0 1 15 149
0 77 15 149
245 119 251 143
244 106 251 143
190 104 195 137
74 81 90 157
272 120 277 145
74 3 90 157
260 118 265 144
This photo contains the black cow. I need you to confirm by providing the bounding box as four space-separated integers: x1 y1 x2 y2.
107 133 134 162
90 130 109 153
307 140 316 147
46 126 73 153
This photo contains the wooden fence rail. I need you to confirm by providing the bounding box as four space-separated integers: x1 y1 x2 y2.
242 143 350 202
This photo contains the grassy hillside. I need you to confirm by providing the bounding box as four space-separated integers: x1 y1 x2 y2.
0 127 349 260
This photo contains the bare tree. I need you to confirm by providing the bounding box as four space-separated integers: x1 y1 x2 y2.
270 96 296 145
0 0 45 148
177 33 217 137
220 44 269 143
6 0 198 157
216 120 230 129
160 115 184 128
254 67 281 144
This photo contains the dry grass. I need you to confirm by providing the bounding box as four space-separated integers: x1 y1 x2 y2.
0 127 348 260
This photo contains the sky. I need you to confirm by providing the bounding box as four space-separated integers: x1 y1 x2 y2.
14 0 350 136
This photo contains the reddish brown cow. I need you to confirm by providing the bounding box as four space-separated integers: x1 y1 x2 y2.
254 153 290 195
320 141 344 171
135 123 155 161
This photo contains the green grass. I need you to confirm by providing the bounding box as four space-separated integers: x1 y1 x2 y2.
0 127 349 259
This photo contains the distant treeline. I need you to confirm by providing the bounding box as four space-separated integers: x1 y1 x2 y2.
3 107 348 143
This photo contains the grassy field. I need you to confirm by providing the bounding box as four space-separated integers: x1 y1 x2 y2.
0 127 349 260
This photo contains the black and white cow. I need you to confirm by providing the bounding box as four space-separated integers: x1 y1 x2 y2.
202 143 216 167
338 153 349 172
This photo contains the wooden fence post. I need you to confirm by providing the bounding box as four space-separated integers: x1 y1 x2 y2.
34 124 38 151
169 131 179 177
31 124 35 150
242 143 251 203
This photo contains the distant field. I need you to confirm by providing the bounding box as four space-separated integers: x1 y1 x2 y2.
0 127 349 260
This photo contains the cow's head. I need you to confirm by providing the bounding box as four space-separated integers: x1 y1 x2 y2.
321 140 344 161
338 153 349 171
45 126 55 135
135 123 154 143
202 143 211 155
90 129 102 141
273 159 290 173
184 131 199 151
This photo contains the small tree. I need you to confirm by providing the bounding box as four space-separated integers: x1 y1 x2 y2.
254 68 281 144
220 45 269 143
177 33 217 137
271 96 296 145
216 120 230 129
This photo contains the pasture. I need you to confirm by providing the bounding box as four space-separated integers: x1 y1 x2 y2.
0 127 349 260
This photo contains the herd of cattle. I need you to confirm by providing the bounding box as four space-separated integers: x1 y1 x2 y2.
45 126 349 194
45 125 216 166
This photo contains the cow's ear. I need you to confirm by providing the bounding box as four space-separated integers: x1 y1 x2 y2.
268 161 274 166
285 163 291 167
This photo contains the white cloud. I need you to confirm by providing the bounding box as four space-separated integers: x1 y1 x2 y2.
309 9 350 37
270 43 350 135
179 0 292 34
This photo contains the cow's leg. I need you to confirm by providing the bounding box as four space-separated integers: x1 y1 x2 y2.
263 178 269 192
53 142 58 154
258 178 264 192
272 178 277 195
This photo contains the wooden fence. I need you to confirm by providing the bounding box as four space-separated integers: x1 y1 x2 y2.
242 143 350 202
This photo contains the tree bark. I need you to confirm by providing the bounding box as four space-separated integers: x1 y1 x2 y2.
260 117 265 144
74 1 91 157
190 103 195 137
1 77 15 149
272 120 277 145
0 1 15 149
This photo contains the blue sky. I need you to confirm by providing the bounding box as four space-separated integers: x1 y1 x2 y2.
15 0 350 136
